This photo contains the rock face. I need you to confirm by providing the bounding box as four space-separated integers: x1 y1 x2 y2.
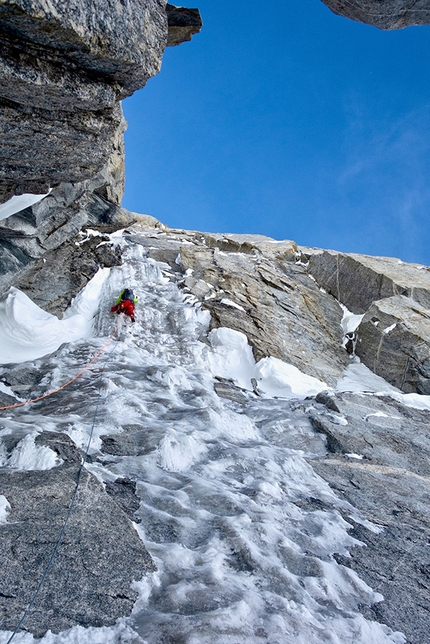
321 0 430 29
0 181 142 313
0 1 202 204
356 296 430 394
303 247 430 392
0 432 155 637
310 391 430 644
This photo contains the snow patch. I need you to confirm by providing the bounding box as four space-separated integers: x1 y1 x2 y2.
337 363 430 411
0 495 11 525
0 191 51 221
0 268 109 365
7 432 63 471
220 298 245 312
207 327 327 398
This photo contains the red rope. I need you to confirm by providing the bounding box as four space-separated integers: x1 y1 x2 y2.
0 315 124 412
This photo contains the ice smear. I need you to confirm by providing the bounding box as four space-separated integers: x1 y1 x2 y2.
337 363 430 411
207 327 327 398
0 191 50 222
0 495 10 524
0 268 109 365
0 621 145 643
0 245 405 644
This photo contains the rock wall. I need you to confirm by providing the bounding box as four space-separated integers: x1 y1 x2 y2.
321 0 430 29
304 247 430 393
0 0 202 204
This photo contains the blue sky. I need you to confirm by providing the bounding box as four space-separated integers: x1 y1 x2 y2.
122 0 430 264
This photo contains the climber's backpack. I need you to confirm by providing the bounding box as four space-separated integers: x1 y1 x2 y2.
122 288 134 302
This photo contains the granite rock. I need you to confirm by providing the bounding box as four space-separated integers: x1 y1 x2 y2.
166 3 202 46
0 1 202 204
305 248 430 313
0 432 155 637
309 391 430 644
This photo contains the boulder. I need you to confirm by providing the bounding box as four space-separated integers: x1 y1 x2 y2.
166 3 202 46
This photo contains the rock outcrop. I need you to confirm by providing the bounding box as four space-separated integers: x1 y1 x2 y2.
302 247 430 392
0 432 155 636
0 1 202 204
321 0 430 29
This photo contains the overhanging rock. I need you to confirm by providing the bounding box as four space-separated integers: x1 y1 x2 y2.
321 0 430 29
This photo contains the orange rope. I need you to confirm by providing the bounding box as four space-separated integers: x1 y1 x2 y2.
0 314 124 412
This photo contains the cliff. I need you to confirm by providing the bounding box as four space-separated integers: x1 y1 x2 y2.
0 0 202 205
1 2 430 643
1 219 430 643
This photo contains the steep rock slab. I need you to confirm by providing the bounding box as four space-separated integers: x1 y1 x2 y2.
178 232 350 386
305 248 430 313
355 295 430 394
321 0 430 29
0 432 155 637
309 391 430 644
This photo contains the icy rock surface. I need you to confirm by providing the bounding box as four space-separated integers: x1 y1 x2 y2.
0 238 416 642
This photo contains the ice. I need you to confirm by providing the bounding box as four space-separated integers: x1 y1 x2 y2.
0 269 109 365
0 495 10 525
0 242 406 644
0 191 50 222
6 432 62 471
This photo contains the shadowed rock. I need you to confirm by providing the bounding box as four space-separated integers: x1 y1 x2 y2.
167 3 202 46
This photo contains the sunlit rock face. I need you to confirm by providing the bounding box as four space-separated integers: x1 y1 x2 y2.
321 0 430 29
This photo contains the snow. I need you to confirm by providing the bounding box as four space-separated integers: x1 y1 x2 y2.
0 191 50 222
0 242 406 644
0 495 10 525
340 305 364 336
220 297 245 311
0 268 109 365
207 327 327 398
383 323 397 334
337 362 430 411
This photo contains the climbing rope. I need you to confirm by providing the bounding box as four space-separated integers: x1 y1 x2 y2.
0 314 124 412
4 315 125 643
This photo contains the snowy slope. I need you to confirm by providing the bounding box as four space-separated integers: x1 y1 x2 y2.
0 239 408 644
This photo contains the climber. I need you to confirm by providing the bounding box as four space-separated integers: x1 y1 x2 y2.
111 288 138 322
